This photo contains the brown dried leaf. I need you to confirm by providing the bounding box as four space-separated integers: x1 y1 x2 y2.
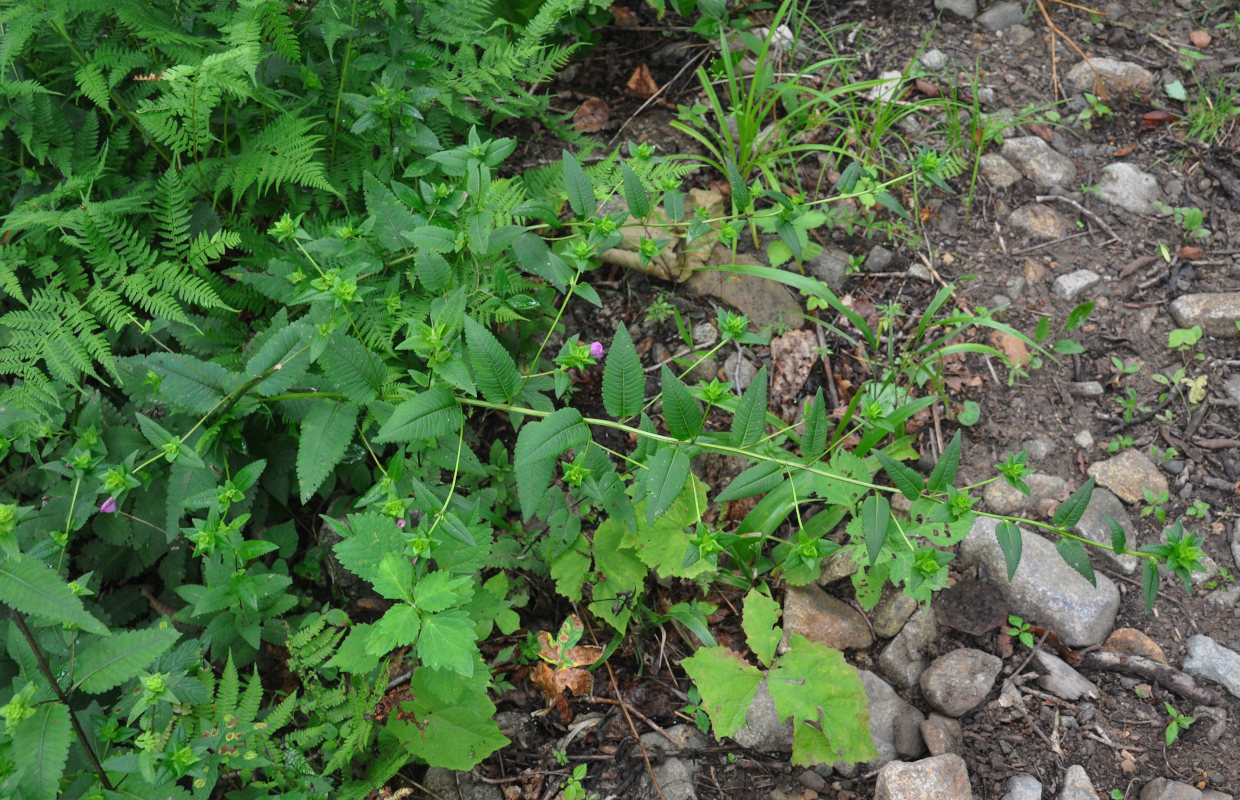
914 77 942 98
626 63 659 99
573 97 610 132
610 4 638 26
989 330 1031 367
1177 245 1203 260
1189 30 1211 48
770 329 819 423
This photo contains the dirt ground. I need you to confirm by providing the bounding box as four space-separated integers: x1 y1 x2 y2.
416 1 1240 798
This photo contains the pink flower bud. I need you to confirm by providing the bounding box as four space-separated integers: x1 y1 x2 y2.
589 341 604 359
395 518 406 528
99 497 118 514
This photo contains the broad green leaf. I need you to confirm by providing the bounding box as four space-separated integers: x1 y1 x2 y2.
386 686 508 769
1065 300 1094 331
768 635 877 766
875 450 924 500
640 445 691 524
1056 538 1096 587
590 518 648 631
418 609 477 676
371 554 414 601
513 408 590 521
144 353 237 416
1142 559 1160 613
926 430 961 494
995 521 1023 581
660 365 702 440
724 157 751 211
620 163 651 217
800 389 828 464
12 703 70 800
1106 515 1127 553
464 316 522 403
376 387 460 443
730 365 768 448
664 188 685 221
329 513 406 587
364 171 417 252
717 461 784 503
741 588 781 668
680 647 763 738
297 401 359 502
562 150 596 217
626 475 711 580
1053 477 1095 531
404 224 455 252
74 625 180 693
957 400 980 426
512 232 571 291
861 494 891 567
0 554 108 635
321 334 385 403
550 534 591 602
602 325 645 419
414 572 474 613
245 320 314 396
1052 338 1086 355
366 602 422 655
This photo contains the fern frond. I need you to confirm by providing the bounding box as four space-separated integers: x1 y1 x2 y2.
216 114 339 205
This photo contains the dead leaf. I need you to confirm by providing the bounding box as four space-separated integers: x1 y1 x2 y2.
1177 245 1203 260
770 329 819 423
610 3 637 26
1189 30 1211 48
573 97 610 132
1025 123 1054 142
989 330 1030 367
1112 144 1137 157
626 63 659 99
1139 109 1179 129
914 77 941 98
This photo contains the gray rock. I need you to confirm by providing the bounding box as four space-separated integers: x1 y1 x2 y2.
960 517 1120 647
639 725 707 800
1073 487 1140 574
1087 450 1168 505
934 0 977 19
1024 436 1055 462
1074 430 1094 449
920 713 962 756
1001 137 1077 189
1224 374 1240 404
721 349 757 391
1053 269 1101 302
1034 650 1100 700
1059 764 1100 800
1201 791 1232 800
423 767 504 800
919 648 1002 717
983 472 1067 515
977 1 1025 29
860 670 925 767
873 591 919 638
893 712 927 759
1182 635 1240 698
920 49 948 71
1169 293 1240 337
1233 520 1240 573
1205 583 1240 610
980 154 1022 188
1011 203 1071 240
866 244 895 272
799 770 827 791
733 680 793 751
1003 773 1043 800
807 246 852 291
782 582 873 652
875 754 972 800
1068 381 1105 397
1006 24 1036 45
878 605 939 690
1097 163 1163 215
1066 58 1156 95
1140 777 1203 800
691 321 718 349
820 548 861 584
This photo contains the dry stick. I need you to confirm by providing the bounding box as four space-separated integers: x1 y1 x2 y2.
1035 0 1102 100
1078 650 1223 706
1011 230 1090 255
1034 194 1121 245
607 49 710 148
592 697 682 748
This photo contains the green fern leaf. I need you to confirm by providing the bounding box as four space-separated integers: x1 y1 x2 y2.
0 554 109 635
297 401 360 502
74 626 181 694
602 324 644 419
216 652 240 723
11 703 70 800
237 667 264 723
464 316 522 403
264 690 299 732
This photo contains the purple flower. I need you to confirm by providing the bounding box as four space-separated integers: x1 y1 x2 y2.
589 341 604 359
395 518 406 528
99 497 118 514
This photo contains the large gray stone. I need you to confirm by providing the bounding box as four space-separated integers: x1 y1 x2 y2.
1053 269 1101 302
1169 293 1240 338
1066 58 1156 95
860 669 925 767
934 0 977 19
1002 773 1044 800
919 648 1002 717
733 680 793 752
782 582 872 652
1087 450 1167 504
875 755 972 800
1140 777 1203 800
980 154 1022 188
1073 487 1140 574
1059 764 1100 800
1182 635 1240 699
1097 163 1163 215
638 725 707 800
1001 137 1077 189
977 1 1024 29
423 767 504 800
878 605 939 690
960 517 1120 647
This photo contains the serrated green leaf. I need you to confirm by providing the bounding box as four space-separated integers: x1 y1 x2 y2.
660 365 702 440
620 163 651 218
995 520 1023 581
298 401 359 502
12 703 70 800
75 626 180 693
464 316 522 403
366 603 422 655
602 325 645 419
730 365 768 448
926 430 961 494
386 685 508 769
768 634 876 766
1106 515 1127 554
717 461 784 503
512 232 571 291
330 513 407 587
364 171 418 252
724 157 751 211
626 475 711 581
1056 538 1096 587
680 647 763 738
1053 477 1095 531
800 390 828 464
861 494 891 567
245 320 314 396
875 450 924 500
0 554 108 635
418 609 476 676
741 588 781 668
376 387 460 443
664 188 685 221
1142 559 1160 613
562 150 596 217
640 445 691 525
414 572 474 613
514 408 590 520
135 412 176 449
321 334 384 403
144 353 237 416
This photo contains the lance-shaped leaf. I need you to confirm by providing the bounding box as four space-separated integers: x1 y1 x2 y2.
298 401 359 502
464 315 522 403
800 389 828 464
1056 537 1096 587
861 494 891 566
995 520 1023 581
620 163 651 218
1053 477 1095 531
926 430 961 494
660 365 702 440
514 408 590 520
717 461 784 503
602 325 645 419
730 365 768 448
0 554 109 635
875 450 924 500
12 703 70 800
640 445 691 525
376 387 460 443
74 626 181 693
562 150 596 217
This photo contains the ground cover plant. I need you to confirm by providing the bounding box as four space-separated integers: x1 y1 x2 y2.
0 1 1208 798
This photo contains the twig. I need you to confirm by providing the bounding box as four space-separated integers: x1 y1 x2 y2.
592 697 682 748
1034 194 1121 244
1078 650 1223 706
1011 231 1090 255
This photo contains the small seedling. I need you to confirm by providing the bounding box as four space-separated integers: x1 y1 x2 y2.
1164 702 1195 745
1141 489 1170 522
682 685 711 733
645 293 676 325
1007 615 1036 649
1168 326 1202 351
1106 434 1134 453
1077 93 1114 130
1185 499 1210 519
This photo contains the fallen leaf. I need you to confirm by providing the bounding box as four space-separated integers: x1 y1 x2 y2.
1189 30 1211 48
914 77 941 98
1112 144 1137 157
1139 109 1179 129
573 97 610 132
1177 245 1203 260
1026 123 1054 142
610 4 637 26
770 329 819 423
989 330 1030 367
626 63 659 99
